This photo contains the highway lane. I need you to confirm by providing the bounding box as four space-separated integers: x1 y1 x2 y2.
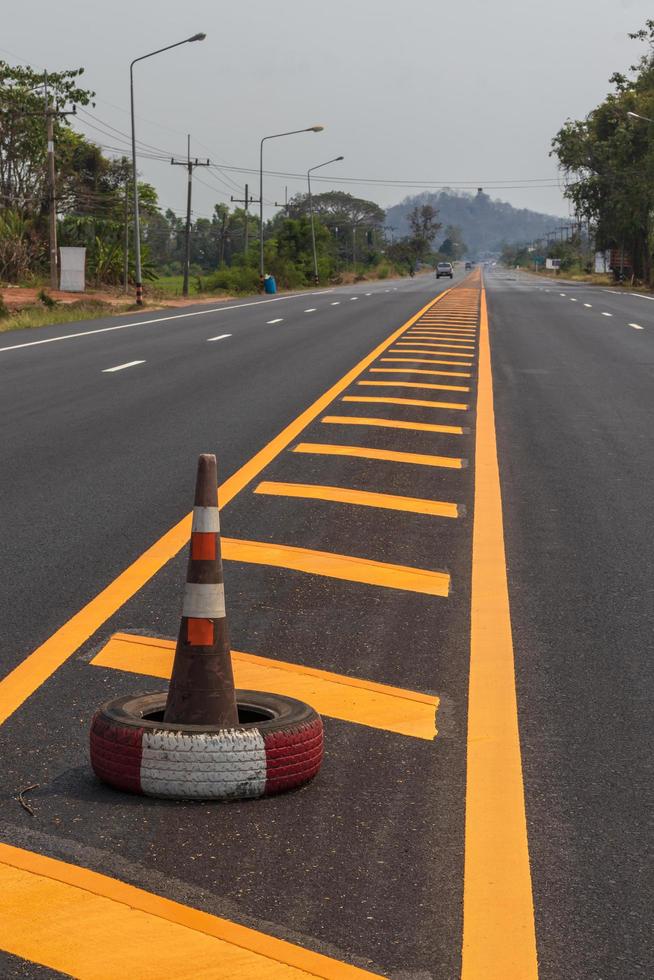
0 274 480 977
0 273 455 679
486 271 653 979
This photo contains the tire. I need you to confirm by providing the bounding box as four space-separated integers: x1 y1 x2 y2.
90 691 323 800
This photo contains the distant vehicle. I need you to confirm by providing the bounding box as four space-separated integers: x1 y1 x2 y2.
465 261 472 270
436 262 454 279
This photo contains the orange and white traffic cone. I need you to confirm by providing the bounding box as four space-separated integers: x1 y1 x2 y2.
90 453 323 800
163 454 239 727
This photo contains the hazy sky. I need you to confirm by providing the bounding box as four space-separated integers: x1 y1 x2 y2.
3 0 652 223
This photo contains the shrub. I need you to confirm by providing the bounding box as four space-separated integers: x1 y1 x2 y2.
204 267 261 295
38 289 56 308
377 265 390 279
0 295 10 319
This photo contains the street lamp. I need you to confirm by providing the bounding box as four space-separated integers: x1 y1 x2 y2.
259 125 324 286
308 155 343 286
130 33 206 305
627 110 654 123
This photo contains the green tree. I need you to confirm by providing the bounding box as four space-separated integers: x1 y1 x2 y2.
551 21 654 282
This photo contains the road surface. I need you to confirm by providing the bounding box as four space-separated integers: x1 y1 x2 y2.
0 269 650 978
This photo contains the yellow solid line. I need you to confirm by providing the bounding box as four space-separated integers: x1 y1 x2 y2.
91 632 440 741
292 441 464 468
0 843 382 979
357 380 470 392
254 480 459 518
461 280 538 978
370 368 471 378
322 415 464 434
222 537 450 597
0 290 452 725
342 395 468 411
380 357 474 367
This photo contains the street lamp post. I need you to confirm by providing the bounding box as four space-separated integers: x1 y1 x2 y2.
130 33 206 305
308 155 343 286
627 110 654 124
259 125 324 288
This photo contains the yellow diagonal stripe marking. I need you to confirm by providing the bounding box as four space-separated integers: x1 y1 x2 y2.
0 843 383 979
91 633 439 741
292 442 465 468
254 480 459 518
222 537 450 597
321 415 464 435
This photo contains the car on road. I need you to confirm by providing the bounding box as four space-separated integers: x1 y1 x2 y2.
465 261 473 270
436 262 454 279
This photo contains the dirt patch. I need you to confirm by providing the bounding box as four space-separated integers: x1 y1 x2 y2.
0 285 233 313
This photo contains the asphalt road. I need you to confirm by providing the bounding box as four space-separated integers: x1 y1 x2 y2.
486 268 653 980
0 267 651 979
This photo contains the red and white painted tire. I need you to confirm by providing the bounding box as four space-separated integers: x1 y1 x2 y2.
90 691 323 800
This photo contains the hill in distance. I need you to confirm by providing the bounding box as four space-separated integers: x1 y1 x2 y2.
385 188 563 258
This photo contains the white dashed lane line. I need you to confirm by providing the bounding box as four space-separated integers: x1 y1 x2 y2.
601 312 613 317
304 308 317 313
331 302 340 306
206 334 232 342
570 298 577 302
350 297 358 301
102 360 145 373
266 319 283 324
584 303 592 308
629 323 644 330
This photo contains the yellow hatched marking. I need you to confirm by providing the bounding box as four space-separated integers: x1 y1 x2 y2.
358 380 469 392
462 280 538 978
370 368 471 378
0 843 383 979
342 395 468 411
254 480 459 518
222 537 450 597
321 415 464 434
292 441 465 469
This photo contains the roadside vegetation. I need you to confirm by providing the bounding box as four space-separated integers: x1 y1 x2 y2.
502 21 654 287
0 57 471 325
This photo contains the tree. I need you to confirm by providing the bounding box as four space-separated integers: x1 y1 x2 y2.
407 204 442 260
0 60 95 216
285 190 384 266
439 224 467 260
551 21 654 282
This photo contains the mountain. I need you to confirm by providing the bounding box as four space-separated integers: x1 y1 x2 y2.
385 189 562 258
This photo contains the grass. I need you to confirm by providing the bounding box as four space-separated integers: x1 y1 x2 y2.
0 300 133 333
149 275 211 298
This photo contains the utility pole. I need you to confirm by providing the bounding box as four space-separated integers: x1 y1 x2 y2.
123 177 129 294
171 135 210 297
43 72 75 290
230 183 260 259
273 186 290 212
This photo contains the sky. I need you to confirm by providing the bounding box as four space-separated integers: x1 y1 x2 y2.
3 0 653 224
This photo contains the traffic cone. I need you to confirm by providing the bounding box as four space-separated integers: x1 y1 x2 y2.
163 454 239 727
